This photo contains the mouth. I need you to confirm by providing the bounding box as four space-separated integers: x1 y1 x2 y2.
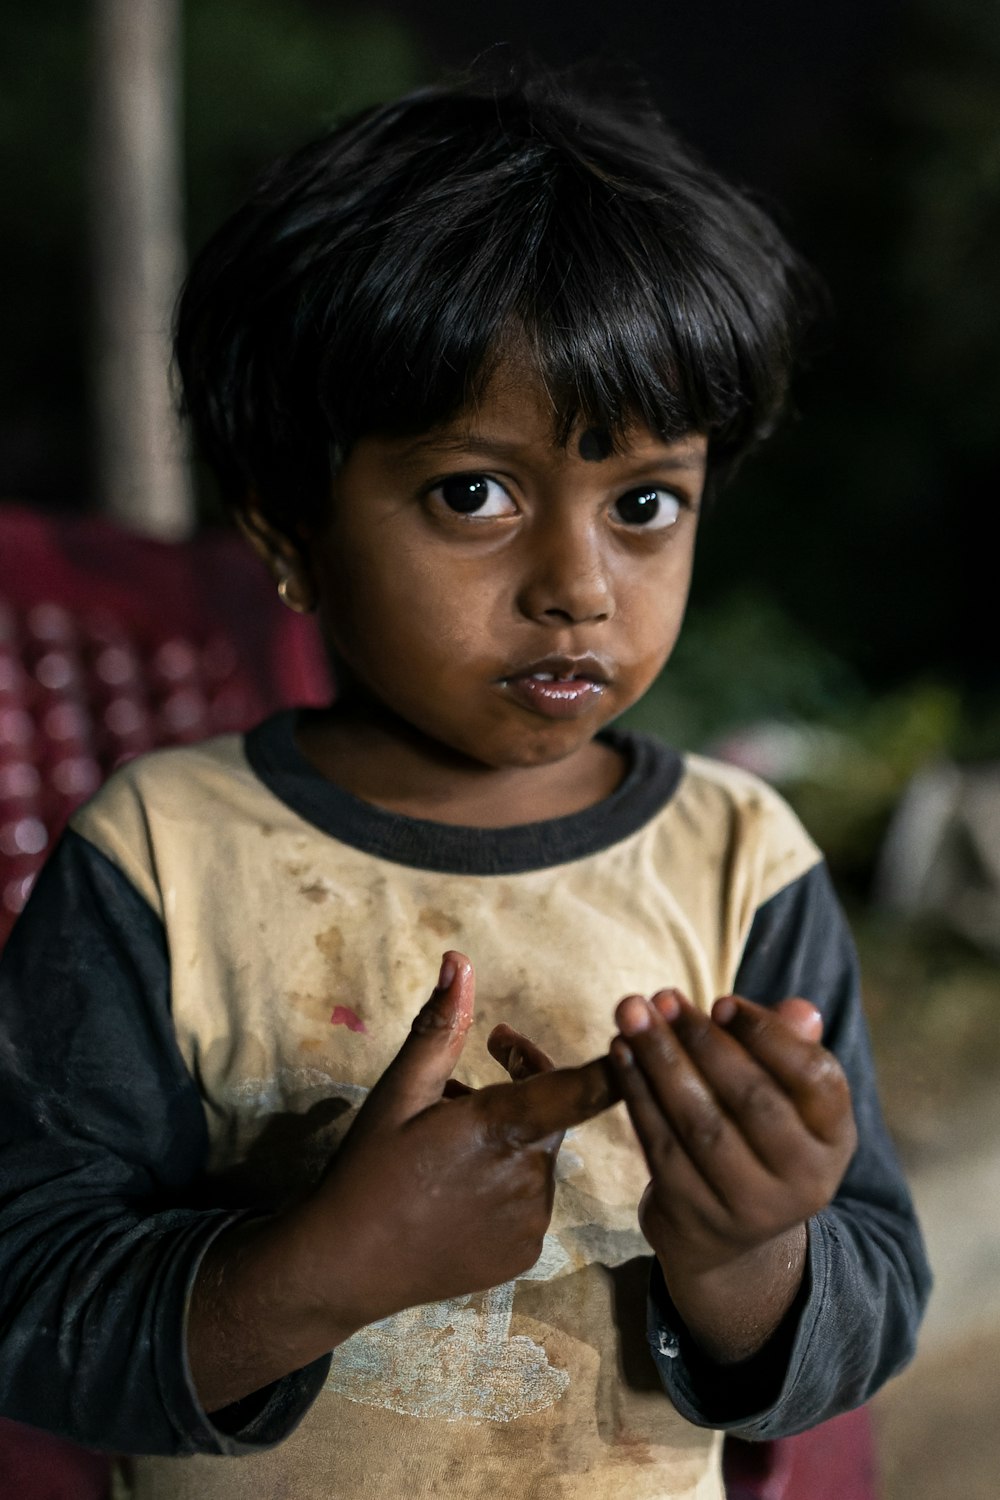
497 654 611 720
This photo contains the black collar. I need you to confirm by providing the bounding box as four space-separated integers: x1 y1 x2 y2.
244 710 682 876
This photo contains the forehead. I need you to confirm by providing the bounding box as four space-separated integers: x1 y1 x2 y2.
389 359 708 473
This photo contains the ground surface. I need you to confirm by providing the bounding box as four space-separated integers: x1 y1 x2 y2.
857 919 1000 1497
873 1327 1000 1500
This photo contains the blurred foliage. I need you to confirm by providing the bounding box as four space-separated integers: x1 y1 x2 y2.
620 590 864 749
621 592 977 894
781 682 962 891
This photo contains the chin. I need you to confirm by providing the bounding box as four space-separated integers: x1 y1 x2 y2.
487 726 601 770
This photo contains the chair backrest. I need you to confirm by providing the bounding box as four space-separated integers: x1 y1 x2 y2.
723 1408 878 1500
0 503 331 949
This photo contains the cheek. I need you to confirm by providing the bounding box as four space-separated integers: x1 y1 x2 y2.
619 560 691 670
319 541 499 676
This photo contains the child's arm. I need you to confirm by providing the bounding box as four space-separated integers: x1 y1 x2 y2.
610 988 854 1364
186 953 616 1413
609 863 931 1436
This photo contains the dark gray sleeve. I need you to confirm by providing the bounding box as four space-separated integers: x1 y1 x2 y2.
647 861 932 1438
0 830 330 1455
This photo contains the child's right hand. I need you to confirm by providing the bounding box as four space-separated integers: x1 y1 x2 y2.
293 950 617 1339
188 951 616 1413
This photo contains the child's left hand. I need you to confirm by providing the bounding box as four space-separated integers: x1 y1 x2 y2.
609 988 857 1366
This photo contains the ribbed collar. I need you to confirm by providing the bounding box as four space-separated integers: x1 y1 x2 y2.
244 710 682 877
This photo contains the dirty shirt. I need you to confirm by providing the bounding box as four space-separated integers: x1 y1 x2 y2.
0 713 930 1500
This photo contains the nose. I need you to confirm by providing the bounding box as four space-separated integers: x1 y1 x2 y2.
515 516 614 626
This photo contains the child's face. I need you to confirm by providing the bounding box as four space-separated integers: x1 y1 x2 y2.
305 365 706 775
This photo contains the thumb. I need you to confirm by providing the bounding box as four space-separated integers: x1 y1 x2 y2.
773 996 824 1043
361 952 475 1128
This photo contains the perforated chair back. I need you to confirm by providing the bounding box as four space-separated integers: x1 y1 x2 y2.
0 503 331 948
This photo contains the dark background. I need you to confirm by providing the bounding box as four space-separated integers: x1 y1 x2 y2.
0 0 996 704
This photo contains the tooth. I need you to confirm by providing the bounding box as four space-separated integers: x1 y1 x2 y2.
532 672 555 681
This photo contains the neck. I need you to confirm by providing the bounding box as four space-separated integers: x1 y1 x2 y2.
294 703 625 827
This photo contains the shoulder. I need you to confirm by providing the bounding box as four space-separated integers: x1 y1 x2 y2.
663 747 821 906
71 731 255 833
676 748 810 824
68 732 266 914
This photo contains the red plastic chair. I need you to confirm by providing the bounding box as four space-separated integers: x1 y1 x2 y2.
0 502 331 1497
0 503 330 948
0 502 875 1498
723 1409 877 1499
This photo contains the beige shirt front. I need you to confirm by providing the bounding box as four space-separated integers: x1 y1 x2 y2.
78 725 818 1500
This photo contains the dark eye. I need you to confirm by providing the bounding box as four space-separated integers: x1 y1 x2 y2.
612 487 682 530
430 475 516 517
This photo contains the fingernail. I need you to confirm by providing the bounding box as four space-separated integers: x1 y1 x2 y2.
713 996 737 1026
610 1036 635 1067
618 995 651 1035
652 989 681 1022
437 955 457 991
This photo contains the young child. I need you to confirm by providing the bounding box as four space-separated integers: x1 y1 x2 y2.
0 70 929 1500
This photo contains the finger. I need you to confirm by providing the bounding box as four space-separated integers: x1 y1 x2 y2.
771 997 823 1043
617 995 777 1199
655 991 822 1043
480 1054 620 1146
713 994 852 1144
608 1036 726 1219
361 952 475 1127
487 1024 556 1080
660 993 825 1176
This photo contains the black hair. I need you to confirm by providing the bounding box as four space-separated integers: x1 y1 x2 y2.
174 66 818 534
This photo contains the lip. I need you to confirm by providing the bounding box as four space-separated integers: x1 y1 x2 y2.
496 653 612 720
500 653 612 685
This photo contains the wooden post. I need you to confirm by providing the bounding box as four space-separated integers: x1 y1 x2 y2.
90 0 194 538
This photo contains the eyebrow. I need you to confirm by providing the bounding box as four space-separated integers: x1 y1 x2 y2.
396 431 707 471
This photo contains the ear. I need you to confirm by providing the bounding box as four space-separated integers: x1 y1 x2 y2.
236 494 318 614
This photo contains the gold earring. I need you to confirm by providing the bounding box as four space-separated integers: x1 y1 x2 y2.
277 573 313 614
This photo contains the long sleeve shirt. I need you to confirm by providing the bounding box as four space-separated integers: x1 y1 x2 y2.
0 713 931 1500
